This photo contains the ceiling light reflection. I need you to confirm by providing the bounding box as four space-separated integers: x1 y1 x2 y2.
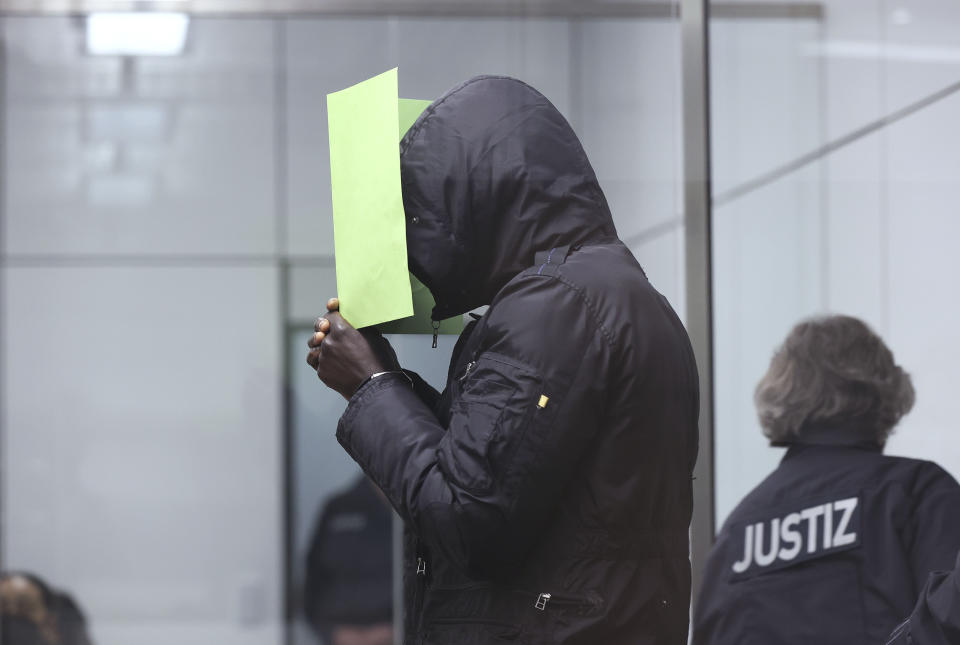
87 13 189 57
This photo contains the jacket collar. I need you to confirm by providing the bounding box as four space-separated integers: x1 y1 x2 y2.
778 422 884 460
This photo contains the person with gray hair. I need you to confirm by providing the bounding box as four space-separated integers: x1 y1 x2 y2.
692 314 960 645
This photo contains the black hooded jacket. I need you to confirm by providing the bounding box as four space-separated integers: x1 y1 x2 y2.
335 76 700 644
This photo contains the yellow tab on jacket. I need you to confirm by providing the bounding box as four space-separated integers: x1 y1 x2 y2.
537 395 550 409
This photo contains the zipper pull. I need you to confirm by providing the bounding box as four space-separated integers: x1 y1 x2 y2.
534 593 551 611
416 557 427 576
459 361 476 382
432 320 440 349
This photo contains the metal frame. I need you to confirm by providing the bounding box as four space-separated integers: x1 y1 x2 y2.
0 1 680 18
282 323 302 645
681 0 716 605
272 18 297 645
0 1 819 19
0 24 7 575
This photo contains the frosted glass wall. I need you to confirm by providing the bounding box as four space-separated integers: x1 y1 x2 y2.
1 16 283 645
711 0 960 528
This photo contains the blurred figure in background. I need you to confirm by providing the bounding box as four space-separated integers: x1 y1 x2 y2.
0 572 92 645
693 315 960 645
887 550 960 645
304 475 393 645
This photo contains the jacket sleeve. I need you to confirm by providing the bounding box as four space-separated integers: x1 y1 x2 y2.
903 464 960 590
402 368 442 411
336 274 610 577
887 551 960 645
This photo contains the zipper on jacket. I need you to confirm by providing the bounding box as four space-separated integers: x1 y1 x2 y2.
459 361 476 382
431 320 440 348
412 550 429 645
529 590 601 615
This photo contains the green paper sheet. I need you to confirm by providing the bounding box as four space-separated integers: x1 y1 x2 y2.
398 97 431 138
327 68 413 329
328 70 462 334
379 273 465 335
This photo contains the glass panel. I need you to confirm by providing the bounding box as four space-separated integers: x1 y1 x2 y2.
1 15 284 645
710 0 960 528
710 9 825 524
2 266 283 645
3 17 277 257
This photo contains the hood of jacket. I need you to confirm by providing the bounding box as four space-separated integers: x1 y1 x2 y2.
399 75 618 319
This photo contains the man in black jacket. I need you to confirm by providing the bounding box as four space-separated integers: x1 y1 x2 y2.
307 76 699 644
693 316 960 645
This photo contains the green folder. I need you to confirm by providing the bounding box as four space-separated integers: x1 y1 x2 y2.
327 69 463 335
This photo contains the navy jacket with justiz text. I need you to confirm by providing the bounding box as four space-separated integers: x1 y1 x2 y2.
693 438 960 645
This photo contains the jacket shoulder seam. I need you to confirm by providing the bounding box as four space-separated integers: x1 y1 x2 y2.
512 271 616 349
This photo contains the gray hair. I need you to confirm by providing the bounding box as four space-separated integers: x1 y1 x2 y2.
755 315 915 445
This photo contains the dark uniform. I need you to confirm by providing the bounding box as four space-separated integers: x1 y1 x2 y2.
693 433 960 645
303 476 393 643
887 551 960 645
335 76 700 644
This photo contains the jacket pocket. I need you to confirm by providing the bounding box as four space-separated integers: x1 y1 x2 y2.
527 589 603 617
422 581 525 643
421 584 599 644
438 353 539 495
424 618 524 644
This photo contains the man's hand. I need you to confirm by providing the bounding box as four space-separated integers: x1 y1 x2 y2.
306 298 399 400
